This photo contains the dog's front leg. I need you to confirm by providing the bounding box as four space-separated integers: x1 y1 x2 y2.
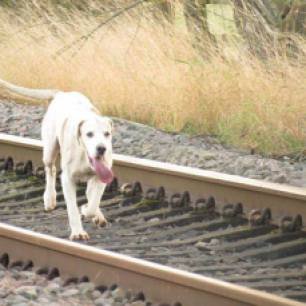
61 171 89 240
43 165 57 211
81 177 107 227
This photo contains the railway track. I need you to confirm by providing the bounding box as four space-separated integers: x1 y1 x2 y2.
1 133 306 306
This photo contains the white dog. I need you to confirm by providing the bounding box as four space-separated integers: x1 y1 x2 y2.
0 79 113 240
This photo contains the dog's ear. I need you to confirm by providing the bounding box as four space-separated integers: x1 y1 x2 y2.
106 118 114 133
91 104 101 115
75 119 85 144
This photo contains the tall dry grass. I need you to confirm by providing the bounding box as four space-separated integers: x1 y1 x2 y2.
0 1 305 155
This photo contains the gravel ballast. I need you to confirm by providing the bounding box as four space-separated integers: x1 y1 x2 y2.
0 263 170 306
0 99 305 187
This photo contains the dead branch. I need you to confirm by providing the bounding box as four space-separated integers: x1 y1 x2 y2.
55 0 149 57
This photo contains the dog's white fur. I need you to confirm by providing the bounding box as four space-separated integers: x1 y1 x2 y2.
0 79 113 240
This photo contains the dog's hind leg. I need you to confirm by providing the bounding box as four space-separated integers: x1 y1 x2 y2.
81 177 107 227
42 126 59 212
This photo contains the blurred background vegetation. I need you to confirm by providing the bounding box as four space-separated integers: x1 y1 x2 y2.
0 0 305 156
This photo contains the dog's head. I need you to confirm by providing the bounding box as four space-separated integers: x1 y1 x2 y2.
78 116 113 184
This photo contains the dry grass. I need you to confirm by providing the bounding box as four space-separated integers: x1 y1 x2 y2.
0 1 305 155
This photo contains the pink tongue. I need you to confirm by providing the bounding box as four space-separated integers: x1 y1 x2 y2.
91 158 113 184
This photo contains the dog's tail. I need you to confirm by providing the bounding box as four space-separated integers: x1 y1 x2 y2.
0 78 58 100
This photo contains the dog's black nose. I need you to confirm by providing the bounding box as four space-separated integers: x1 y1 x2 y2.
96 145 106 156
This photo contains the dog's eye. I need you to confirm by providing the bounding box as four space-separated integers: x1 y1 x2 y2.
86 132 94 138
104 131 110 137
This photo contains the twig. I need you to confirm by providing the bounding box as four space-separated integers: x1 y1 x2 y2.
55 0 149 57
125 10 144 57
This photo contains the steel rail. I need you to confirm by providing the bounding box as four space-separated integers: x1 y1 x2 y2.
1 133 306 220
1 134 306 305
0 222 304 306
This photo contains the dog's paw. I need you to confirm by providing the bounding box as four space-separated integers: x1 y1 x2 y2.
81 205 108 227
69 230 90 241
80 204 93 218
43 192 56 212
92 214 108 227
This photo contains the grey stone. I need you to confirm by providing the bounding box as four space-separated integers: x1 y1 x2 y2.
111 287 125 301
125 289 133 300
94 297 107 306
45 282 61 294
37 297 50 304
203 160 217 169
200 152 216 161
51 276 62 284
78 282 95 294
195 241 209 249
248 174 263 180
9 294 29 304
19 271 36 279
148 217 160 223
59 288 79 297
15 286 38 300
11 270 22 280
131 301 146 306
0 288 7 298
92 290 102 299
114 302 126 306
273 174 288 184
235 158 255 173
210 238 220 246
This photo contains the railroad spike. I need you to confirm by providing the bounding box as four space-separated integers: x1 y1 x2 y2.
249 208 271 226
24 160 33 176
132 181 143 196
281 214 303 233
145 188 157 200
170 191 191 209
156 186 166 201
132 291 145 302
4 157 14 172
36 266 49 275
95 285 108 293
145 187 166 207
35 166 45 179
222 203 243 218
47 267 60 280
0 253 9 268
195 197 215 213
170 193 181 208
79 275 90 283
120 183 133 196
22 260 33 271
105 177 119 193
63 277 79 286
0 158 4 171
110 283 118 290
